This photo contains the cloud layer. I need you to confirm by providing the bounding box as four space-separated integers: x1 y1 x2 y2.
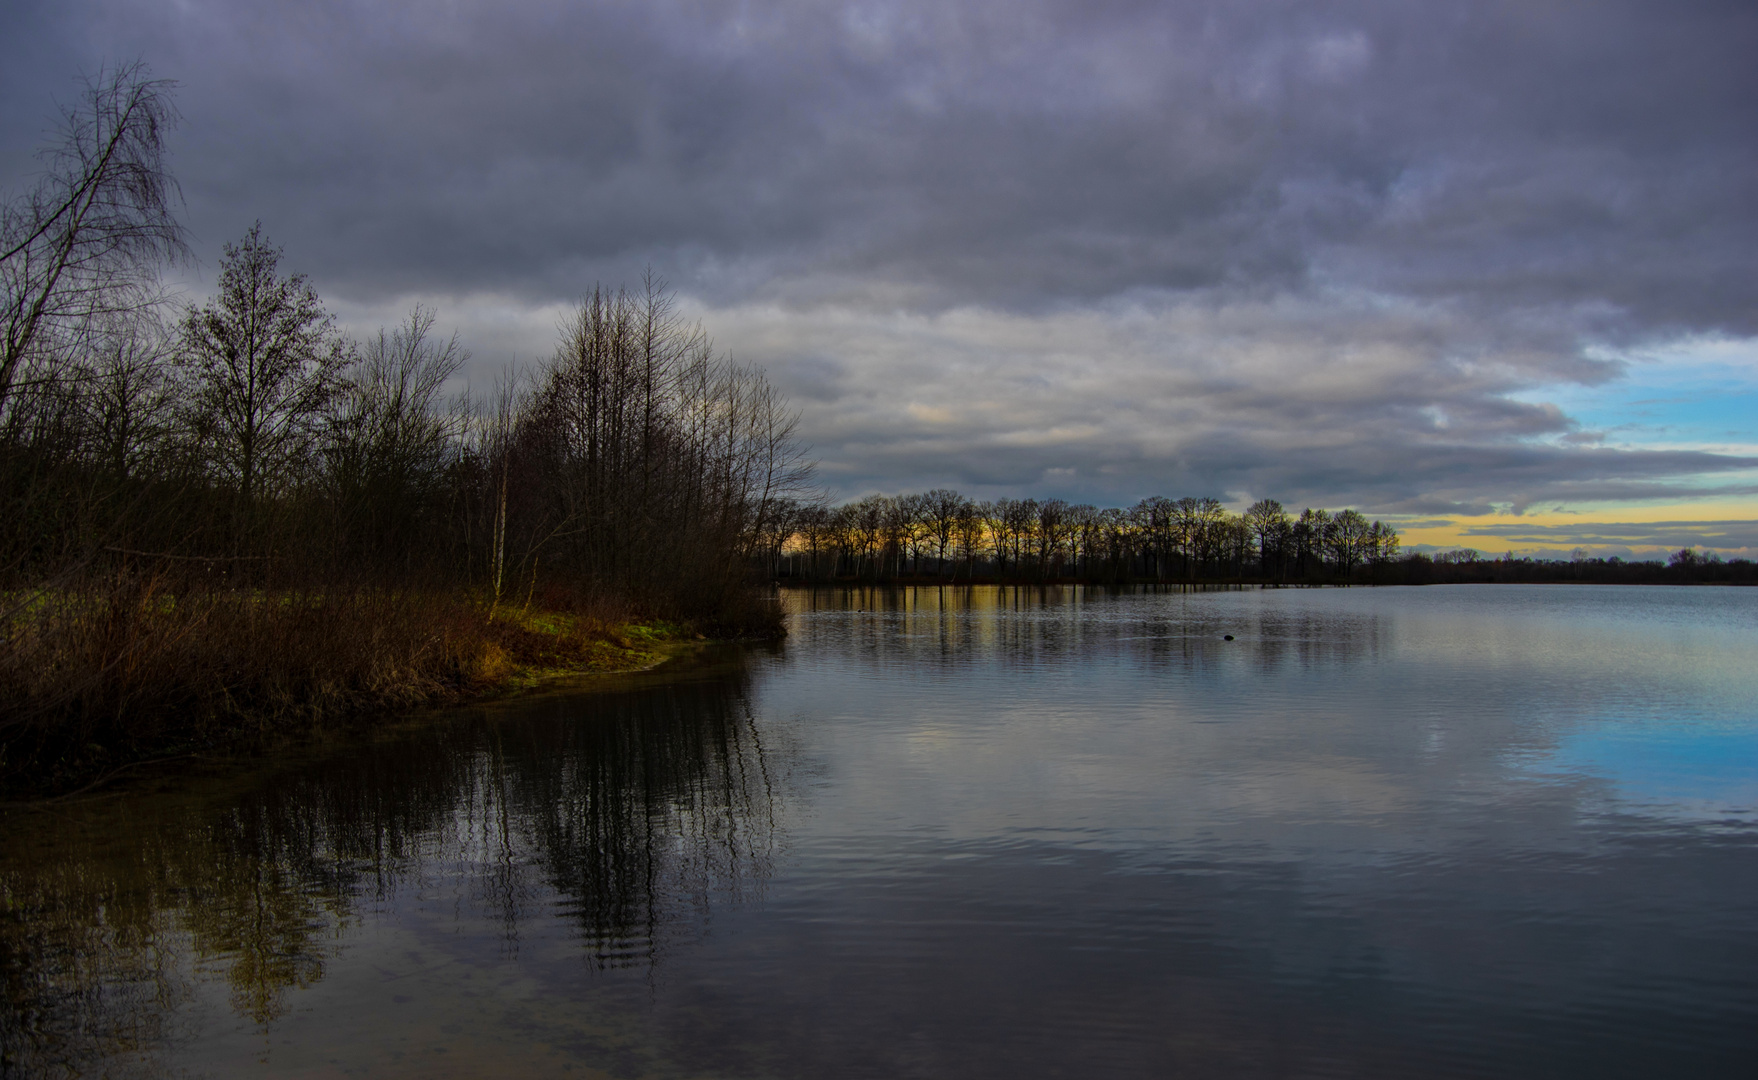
1456 519 1758 562
4 0 1755 515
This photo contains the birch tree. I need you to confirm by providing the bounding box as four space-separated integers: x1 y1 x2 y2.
0 63 186 418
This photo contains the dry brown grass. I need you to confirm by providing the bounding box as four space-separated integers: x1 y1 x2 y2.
0 571 690 796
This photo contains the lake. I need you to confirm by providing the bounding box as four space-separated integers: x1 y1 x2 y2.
3 585 1755 1078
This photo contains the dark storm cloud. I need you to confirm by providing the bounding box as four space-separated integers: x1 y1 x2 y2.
3 0 1755 508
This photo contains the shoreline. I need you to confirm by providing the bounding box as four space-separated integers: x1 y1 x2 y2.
770 575 1755 588
0 605 746 804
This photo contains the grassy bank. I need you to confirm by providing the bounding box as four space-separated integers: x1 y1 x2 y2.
0 580 748 799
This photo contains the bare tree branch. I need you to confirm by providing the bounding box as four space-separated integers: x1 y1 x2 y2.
0 62 187 415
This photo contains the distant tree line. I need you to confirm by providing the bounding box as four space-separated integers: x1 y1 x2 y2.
753 492 1403 584
754 489 1753 585
1385 546 1755 586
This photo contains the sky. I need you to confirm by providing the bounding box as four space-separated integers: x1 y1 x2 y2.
4 0 1756 558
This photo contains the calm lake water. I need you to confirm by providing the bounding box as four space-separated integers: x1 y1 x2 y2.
4 585 1756 1078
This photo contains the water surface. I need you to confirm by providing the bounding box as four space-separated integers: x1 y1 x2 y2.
4 585 1756 1077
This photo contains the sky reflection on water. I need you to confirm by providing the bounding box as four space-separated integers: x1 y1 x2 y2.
2 585 1754 1078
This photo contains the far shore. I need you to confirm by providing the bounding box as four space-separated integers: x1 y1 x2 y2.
767 567 1755 587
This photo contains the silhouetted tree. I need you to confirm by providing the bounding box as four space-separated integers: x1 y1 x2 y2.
922 488 964 575
1293 508 1329 577
1036 498 1069 576
320 306 463 570
1326 508 1372 575
0 63 186 419
179 224 351 520
1245 498 1290 578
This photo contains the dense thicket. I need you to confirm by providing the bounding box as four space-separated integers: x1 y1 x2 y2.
0 69 808 788
1 243 808 606
500 277 812 619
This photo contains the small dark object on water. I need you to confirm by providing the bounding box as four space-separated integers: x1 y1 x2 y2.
1223 634 1234 641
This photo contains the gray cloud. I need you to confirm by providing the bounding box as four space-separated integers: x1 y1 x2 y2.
3 0 1755 509
1454 519 1758 560
711 294 1758 510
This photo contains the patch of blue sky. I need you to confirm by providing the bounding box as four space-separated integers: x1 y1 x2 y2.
1509 335 1758 455
1526 719 1758 823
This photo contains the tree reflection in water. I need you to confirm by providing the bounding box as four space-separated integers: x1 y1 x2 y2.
0 664 776 1078
790 584 1388 673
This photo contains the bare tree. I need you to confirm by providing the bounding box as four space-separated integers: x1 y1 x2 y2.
322 306 465 567
82 310 180 481
179 224 352 517
1187 497 1227 574
1000 498 1039 574
1098 506 1133 580
0 63 186 418
1367 519 1400 577
1293 508 1330 577
982 500 1011 575
882 493 927 576
954 498 985 579
1036 498 1069 576
733 368 816 564
1327 508 1372 576
1244 498 1290 578
831 502 861 576
922 488 964 576
849 495 885 578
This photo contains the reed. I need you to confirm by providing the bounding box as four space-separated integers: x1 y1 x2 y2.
0 568 730 797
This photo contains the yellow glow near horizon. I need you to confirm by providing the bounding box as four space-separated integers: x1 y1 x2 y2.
1393 499 1758 558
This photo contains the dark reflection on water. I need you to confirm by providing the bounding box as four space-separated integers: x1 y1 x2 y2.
2 586 1757 1078
790 584 1392 673
1 661 777 1078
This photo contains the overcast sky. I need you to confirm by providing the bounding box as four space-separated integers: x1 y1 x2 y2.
5 0 1756 553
